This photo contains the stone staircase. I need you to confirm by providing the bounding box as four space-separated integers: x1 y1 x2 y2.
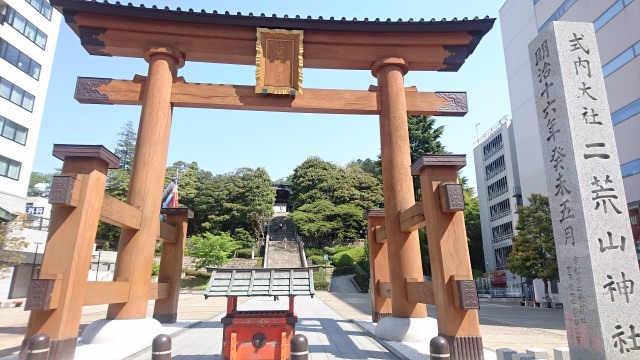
266 216 303 268
266 240 302 268
224 258 259 268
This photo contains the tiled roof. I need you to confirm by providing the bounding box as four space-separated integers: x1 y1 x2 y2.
52 0 494 33
204 268 315 297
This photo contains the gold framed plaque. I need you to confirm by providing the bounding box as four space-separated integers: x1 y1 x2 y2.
255 28 304 96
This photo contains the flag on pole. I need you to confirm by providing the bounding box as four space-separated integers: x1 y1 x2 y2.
168 181 179 208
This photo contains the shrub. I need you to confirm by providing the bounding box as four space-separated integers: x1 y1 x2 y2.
323 245 352 255
332 252 354 267
236 248 254 258
183 268 211 279
332 247 366 267
308 255 325 266
313 268 329 291
332 266 355 276
304 248 324 257
151 262 160 276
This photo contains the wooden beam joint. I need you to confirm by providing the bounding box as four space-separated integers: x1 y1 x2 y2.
399 202 426 233
406 279 435 304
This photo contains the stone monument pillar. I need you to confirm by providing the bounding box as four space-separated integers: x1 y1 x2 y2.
530 21 640 359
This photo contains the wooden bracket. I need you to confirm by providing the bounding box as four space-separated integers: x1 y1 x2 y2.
439 182 465 212
378 281 392 299
451 275 479 309
48 175 82 207
25 274 63 310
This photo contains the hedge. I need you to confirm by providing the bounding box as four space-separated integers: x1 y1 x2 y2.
323 245 353 255
354 263 370 293
307 255 325 266
332 266 355 276
236 248 253 258
313 268 329 291
332 247 366 267
304 248 324 257
183 269 211 279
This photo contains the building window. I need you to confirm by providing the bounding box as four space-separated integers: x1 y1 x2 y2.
491 222 514 244
24 0 53 21
490 199 512 221
0 115 28 145
0 39 41 80
0 155 21 180
603 40 640 78
483 133 503 160
494 245 512 270
485 155 506 180
4 7 48 49
0 77 35 111
487 176 509 200
538 0 577 32
621 158 640 178
612 98 640 125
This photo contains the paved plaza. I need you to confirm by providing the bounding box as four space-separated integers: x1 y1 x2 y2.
0 276 568 359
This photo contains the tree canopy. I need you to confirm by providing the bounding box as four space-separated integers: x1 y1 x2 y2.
289 157 382 242
507 194 559 284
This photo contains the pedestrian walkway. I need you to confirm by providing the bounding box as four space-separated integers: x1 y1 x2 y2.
127 296 396 360
0 282 569 359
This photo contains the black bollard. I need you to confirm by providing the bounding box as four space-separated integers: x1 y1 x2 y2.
26 333 50 360
290 334 309 360
152 334 172 360
429 336 450 360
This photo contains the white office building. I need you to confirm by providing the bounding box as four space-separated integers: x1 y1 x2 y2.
0 0 61 302
500 0 640 253
473 117 521 272
0 0 61 216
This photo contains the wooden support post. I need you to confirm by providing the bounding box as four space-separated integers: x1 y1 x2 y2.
412 155 483 360
108 47 184 320
364 209 392 322
153 208 193 323
22 145 119 360
372 57 425 319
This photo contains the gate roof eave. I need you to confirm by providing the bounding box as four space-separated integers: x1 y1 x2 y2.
52 0 495 72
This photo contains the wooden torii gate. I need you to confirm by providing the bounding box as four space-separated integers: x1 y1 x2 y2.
23 1 494 359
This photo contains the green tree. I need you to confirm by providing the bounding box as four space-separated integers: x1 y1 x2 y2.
507 194 558 296
291 200 338 247
241 167 275 247
407 115 447 162
97 121 138 247
290 157 341 210
463 188 485 273
0 214 28 271
114 120 137 170
186 232 241 269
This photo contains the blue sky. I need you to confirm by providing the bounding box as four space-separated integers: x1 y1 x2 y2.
33 0 511 190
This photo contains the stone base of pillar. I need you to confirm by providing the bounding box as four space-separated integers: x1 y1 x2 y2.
78 318 162 355
442 334 484 360
372 312 392 323
374 316 437 342
153 312 177 324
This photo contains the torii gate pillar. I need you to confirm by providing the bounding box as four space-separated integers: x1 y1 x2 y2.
372 57 429 340
107 47 184 320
